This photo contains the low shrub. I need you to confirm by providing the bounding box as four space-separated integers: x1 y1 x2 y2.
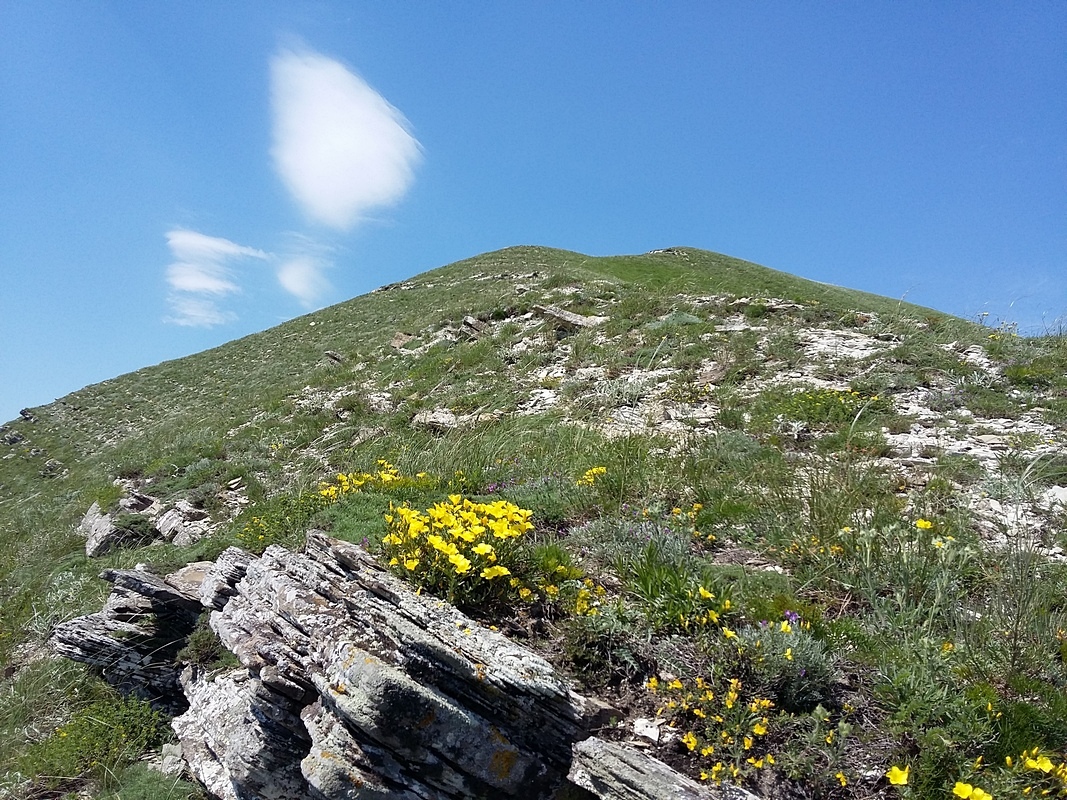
20 693 169 793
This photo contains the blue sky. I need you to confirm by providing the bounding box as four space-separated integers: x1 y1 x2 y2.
1 3 1064 424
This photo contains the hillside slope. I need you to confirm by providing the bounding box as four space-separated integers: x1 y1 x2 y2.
2 245 1066 799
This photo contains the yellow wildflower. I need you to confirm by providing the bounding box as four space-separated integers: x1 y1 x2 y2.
886 764 909 785
1025 754 1054 772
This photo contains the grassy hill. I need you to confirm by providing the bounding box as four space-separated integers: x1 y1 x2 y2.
2 245 1067 798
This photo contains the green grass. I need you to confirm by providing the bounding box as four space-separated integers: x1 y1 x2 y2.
2 244 1066 798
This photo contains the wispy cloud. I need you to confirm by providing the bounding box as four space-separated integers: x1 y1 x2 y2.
163 229 268 327
277 255 332 307
274 234 333 307
165 296 235 328
270 48 422 230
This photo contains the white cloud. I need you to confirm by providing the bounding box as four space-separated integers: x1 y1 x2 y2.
277 255 332 307
163 229 268 327
164 296 235 328
270 48 422 230
167 229 267 264
166 262 239 295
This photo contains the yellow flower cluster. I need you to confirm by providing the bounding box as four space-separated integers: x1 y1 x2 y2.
952 781 991 799
380 494 533 604
576 465 607 487
318 460 435 501
1001 747 1067 796
237 515 270 547
648 673 775 785
771 387 889 428
894 747 1067 797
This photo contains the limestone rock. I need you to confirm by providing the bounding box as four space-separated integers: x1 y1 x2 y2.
79 502 123 558
192 533 592 798
156 500 211 547
412 407 460 431
568 737 759 799
119 491 159 513
164 561 215 600
535 304 609 330
173 667 310 800
50 567 201 711
198 547 256 610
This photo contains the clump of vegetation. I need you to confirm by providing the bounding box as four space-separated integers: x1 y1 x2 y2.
112 512 155 541
176 613 240 670
19 692 169 795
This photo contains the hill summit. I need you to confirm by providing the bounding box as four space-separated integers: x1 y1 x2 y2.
2 246 1067 799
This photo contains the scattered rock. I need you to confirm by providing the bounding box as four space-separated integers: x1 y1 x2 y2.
412 407 460 432
79 502 120 558
154 742 187 777
366 391 394 414
535 304 609 330
798 328 887 361
632 717 666 743
119 491 159 514
463 315 489 337
156 501 211 547
40 458 64 477
1042 486 1067 510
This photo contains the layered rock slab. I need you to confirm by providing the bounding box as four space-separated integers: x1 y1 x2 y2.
56 532 744 799
189 531 596 798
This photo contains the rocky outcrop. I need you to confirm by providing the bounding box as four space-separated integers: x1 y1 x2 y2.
77 496 214 557
53 532 741 800
51 566 201 712
156 500 212 547
79 501 126 557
